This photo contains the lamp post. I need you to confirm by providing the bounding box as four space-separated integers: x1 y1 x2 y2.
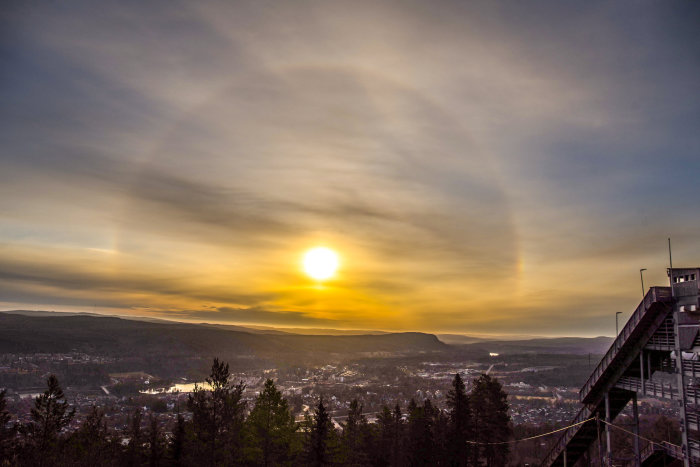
640 268 647 299
616 312 622 336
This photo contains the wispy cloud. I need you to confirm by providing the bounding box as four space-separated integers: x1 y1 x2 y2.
1 0 699 335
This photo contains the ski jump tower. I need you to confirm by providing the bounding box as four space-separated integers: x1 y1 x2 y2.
542 267 700 467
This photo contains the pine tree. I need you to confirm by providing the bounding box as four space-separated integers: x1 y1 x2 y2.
446 373 471 466
123 408 144 467
342 399 370 466
421 399 450 466
391 404 405 467
304 397 338 466
406 399 434 466
0 389 16 464
186 358 246 466
169 412 186 466
470 374 512 466
427 401 450 466
147 414 165 467
29 374 75 466
245 379 299 466
65 406 115 466
375 406 394 467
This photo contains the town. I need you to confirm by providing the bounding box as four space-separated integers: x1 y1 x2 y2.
0 349 678 434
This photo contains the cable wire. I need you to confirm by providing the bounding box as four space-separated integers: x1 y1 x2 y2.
464 417 596 445
598 418 682 453
460 413 684 461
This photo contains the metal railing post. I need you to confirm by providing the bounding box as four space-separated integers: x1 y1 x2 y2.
605 392 612 465
640 351 645 395
597 414 604 467
633 393 641 467
669 254 691 467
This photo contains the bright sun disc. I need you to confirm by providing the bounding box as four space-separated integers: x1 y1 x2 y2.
303 247 339 281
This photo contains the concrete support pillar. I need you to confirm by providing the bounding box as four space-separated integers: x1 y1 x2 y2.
563 449 567 467
633 393 641 467
605 392 612 466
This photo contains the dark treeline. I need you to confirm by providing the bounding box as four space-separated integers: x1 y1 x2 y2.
0 358 512 466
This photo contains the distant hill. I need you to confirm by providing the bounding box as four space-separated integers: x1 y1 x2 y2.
1 310 390 336
435 334 492 345
0 312 446 363
1 309 108 318
461 336 614 355
239 325 390 336
201 323 390 336
0 310 612 357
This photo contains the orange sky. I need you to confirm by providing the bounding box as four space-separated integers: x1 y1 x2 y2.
2 1 700 336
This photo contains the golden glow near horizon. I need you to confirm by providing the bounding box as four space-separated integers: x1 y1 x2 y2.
303 247 339 281
2 1 698 337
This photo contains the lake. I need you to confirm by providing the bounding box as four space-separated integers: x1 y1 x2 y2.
140 382 210 394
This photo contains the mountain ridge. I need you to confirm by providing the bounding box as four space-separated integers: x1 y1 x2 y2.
0 312 445 361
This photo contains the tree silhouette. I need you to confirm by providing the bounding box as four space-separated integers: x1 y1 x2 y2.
470 374 511 466
375 405 394 467
29 374 75 466
342 399 371 466
391 403 405 467
147 414 165 467
170 412 186 466
304 397 338 466
0 389 16 464
187 358 246 466
446 373 471 466
406 399 435 466
424 399 449 466
245 378 299 466
123 408 144 467
0 356 520 466
65 406 115 466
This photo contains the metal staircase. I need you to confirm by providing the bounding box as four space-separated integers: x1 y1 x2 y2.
542 268 700 467
636 442 684 466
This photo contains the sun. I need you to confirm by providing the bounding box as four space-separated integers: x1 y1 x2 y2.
303 247 339 281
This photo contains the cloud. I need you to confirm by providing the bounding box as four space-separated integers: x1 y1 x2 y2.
1 0 699 335
171 306 341 326
0 247 274 308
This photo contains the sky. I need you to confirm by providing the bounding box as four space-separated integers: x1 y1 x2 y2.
1 1 700 337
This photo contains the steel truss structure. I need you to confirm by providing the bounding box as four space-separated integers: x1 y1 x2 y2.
542 268 700 467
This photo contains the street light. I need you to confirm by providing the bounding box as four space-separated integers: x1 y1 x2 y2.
616 312 623 336
640 268 647 299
